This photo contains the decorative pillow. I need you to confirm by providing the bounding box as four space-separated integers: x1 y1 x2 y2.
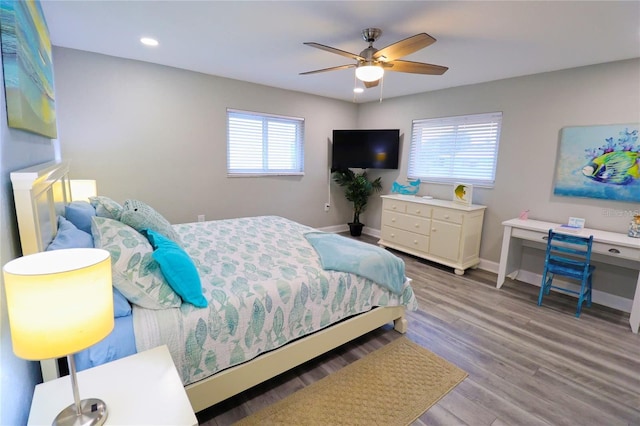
64 201 96 234
46 216 94 251
113 287 132 318
89 196 123 220
144 229 207 308
120 199 181 244
91 216 181 309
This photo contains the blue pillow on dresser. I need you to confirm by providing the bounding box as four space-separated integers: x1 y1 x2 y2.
46 216 94 251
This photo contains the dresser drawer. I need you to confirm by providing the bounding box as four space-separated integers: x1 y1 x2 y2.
382 211 430 235
383 199 407 213
406 203 432 218
432 208 464 224
381 226 429 252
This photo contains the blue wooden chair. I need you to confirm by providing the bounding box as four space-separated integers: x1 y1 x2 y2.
538 229 595 317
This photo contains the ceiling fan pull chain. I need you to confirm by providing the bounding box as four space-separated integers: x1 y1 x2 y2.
379 77 384 103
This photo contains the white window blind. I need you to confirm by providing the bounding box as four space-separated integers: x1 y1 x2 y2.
227 109 304 176
408 112 502 187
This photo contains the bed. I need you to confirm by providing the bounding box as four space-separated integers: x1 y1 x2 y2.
10 160 418 412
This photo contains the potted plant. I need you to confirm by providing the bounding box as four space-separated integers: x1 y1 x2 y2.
333 169 382 236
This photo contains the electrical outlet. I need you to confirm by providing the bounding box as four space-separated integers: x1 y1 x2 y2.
324 203 330 212
197 214 205 222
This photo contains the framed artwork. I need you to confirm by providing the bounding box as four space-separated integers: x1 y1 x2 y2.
453 182 472 206
0 0 57 138
553 124 639 202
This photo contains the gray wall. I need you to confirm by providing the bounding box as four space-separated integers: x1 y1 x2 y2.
0 48 57 426
53 47 359 228
357 58 640 299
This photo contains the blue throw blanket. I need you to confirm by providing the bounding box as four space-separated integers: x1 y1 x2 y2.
304 232 406 295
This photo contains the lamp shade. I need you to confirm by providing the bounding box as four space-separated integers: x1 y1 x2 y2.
3 248 113 360
355 64 384 82
70 179 97 202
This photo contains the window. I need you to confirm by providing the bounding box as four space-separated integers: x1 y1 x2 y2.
227 109 304 176
407 112 502 187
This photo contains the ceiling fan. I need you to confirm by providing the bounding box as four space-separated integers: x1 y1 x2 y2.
301 28 448 88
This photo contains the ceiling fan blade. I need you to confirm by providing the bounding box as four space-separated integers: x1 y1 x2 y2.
303 42 364 61
299 64 356 75
374 33 436 62
364 79 380 88
384 60 448 75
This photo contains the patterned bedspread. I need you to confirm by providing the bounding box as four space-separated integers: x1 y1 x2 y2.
133 216 418 385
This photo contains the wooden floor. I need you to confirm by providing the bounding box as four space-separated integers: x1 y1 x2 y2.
198 235 640 426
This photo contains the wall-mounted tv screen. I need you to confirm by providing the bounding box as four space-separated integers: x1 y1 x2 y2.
331 129 400 171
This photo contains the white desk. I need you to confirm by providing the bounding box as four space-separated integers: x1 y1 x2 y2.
28 345 198 425
497 218 640 334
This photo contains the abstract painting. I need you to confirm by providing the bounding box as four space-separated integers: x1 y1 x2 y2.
0 0 57 138
553 124 639 202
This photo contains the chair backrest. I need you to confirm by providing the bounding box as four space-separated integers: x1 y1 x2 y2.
544 229 594 272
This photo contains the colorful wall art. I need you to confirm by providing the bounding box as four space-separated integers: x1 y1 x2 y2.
0 0 57 138
453 182 473 206
553 124 639 202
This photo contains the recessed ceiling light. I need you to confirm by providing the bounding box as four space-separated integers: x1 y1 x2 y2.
353 87 364 94
140 37 159 47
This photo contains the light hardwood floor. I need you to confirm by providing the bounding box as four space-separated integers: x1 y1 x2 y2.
198 235 640 426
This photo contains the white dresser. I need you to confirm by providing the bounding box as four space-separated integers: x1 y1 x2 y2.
378 194 486 275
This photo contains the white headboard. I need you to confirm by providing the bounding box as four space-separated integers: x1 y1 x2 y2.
10 161 72 381
10 161 71 255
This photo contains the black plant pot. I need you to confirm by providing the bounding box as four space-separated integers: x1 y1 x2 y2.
348 222 364 237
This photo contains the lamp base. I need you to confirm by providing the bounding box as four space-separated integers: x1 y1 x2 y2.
53 398 108 426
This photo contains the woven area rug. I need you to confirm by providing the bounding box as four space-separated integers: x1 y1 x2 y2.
235 337 468 425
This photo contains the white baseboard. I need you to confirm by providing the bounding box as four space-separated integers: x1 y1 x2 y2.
316 225 381 239
508 269 632 313
476 260 632 314
316 224 349 233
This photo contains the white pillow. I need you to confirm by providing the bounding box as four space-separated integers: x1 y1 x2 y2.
91 216 182 309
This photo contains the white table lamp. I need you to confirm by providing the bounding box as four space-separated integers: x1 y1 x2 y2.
70 180 97 202
3 248 114 426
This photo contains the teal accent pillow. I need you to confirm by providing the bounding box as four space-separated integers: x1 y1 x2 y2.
91 216 181 309
144 228 207 308
89 196 123 220
120 199 181 244
65 201 96 234
47 216 94 250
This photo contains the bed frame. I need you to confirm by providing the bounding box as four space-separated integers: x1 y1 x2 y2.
10 160 408 412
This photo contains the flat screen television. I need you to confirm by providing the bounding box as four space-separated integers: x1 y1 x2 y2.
331 129 400 171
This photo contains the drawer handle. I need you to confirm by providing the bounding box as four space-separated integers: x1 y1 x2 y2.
413 240 418 245
608 248 620 254
444 215 450 219
391 218 396 222
542 236 548 240
432 228 436 232
392 206 397 210
391 233 395 238
414 223 420 228
416 210 421 214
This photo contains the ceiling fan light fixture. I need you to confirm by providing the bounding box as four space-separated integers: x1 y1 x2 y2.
355 64 384 82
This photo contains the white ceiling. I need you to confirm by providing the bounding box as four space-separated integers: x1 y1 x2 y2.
41 1 640 104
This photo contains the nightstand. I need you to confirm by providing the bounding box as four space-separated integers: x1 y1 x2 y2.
28 345 197 425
